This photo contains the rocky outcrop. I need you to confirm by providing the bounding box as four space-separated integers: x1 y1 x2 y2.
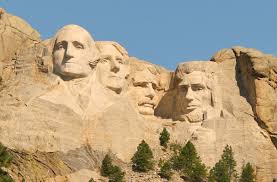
0 8 40 64
212 47 277 147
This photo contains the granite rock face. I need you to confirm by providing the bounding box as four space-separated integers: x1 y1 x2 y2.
0 10 277 182
0 8 40 63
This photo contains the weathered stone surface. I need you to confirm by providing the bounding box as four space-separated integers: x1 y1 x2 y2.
0 8 40 64
0 11 277 182
232 47 277 135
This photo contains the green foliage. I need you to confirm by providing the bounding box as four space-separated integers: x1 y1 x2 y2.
0 143 14 182
159 128 170 148
101 154 114 177
169 142 182 154
208 160 229 182
131 140 154 172
100 153 125 182
171 141 207 181
88 178 96 182
159 161 173 180
0 144 12 168
108 166 125 182
208 145 237 182
239 163 255 182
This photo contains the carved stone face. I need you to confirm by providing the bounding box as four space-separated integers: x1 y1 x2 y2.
129 69 158 115
96 44 129 94
175 71 212 122
53 25 96 79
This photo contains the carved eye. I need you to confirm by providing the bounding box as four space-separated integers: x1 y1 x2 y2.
58 44 64 49
55 43 64 50
179 85 188 93
73 41 84 49
152 83 157 90
134 82 147 88
100 56 110 63
191 85 204 91
116 57 124 64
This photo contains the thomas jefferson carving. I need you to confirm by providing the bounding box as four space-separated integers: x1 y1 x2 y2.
95 41 129 94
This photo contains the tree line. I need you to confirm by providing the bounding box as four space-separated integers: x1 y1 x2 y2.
90 128 256 182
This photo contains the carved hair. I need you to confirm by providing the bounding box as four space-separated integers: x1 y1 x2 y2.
90 41 129 69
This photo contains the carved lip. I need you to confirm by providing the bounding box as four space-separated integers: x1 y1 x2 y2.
109 75 123 79
186 104 200 110
64 61 77 64
139 102 155 108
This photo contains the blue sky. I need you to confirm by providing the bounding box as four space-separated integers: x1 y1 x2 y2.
1 0 277 70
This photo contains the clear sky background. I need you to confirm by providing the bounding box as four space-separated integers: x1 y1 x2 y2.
1 0 277 70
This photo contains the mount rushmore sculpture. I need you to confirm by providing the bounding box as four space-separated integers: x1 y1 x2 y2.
0 10 277 181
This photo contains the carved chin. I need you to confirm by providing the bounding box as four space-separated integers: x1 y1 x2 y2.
60 65 88 78
138 106 154 115
177 109 204 123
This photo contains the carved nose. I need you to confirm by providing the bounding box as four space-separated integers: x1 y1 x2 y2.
146 83 155 99
185 87 194 101
110 59 120 73
65 43 75 59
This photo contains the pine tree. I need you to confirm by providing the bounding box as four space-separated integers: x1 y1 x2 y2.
172 141 207 181
101 154 114 177
159 161 173 180
100 153 125 182
208 160 229 182
159 128 170 148
108 165 125 182
221 145 237 180
208 145 237 182
131 140 154 172
239 162 255 182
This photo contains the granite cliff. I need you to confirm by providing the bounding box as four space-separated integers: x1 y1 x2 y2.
0 9 276 181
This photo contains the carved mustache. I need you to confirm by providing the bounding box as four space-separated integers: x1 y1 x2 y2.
138 100 156 108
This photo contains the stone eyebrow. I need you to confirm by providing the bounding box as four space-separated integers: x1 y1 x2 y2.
191 83 205 86
72 41 85 48
101 55 112 59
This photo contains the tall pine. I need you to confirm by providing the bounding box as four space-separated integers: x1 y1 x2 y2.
208 145 237 182
172 141 207 181
131 140 154 172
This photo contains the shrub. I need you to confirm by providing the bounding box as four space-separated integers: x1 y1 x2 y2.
131 140 154 172
88 178 96 182
159 128 170 148
169 142 182 154
159 161 173 180
0 143 14 182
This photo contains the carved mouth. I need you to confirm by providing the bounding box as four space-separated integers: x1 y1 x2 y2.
186 105 200 110
139 102 155 109
109 75 123 79
65 61 77 64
